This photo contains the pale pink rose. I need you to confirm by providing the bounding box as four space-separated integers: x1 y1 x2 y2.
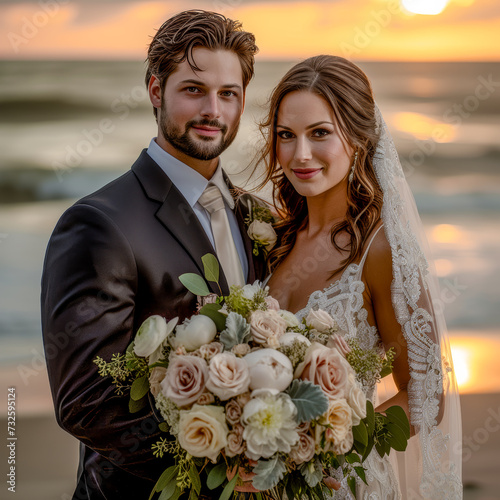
306 309 337 333
199 342 224 360
315 399 353 453
327 334 351 358
231 343 251 357
149 367 167 398
266 335 280 349
265 296 280 311
174 346 187 356
206 352 251 401
161 355 208 407
197 392 215 405
249 309 287 344
197 293 219 309
295 343 351 400
225 423 245 457
178 405 228 462
225 398 243 426
289 429 316 465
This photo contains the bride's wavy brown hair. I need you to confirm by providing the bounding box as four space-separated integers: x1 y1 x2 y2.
257 55 383 277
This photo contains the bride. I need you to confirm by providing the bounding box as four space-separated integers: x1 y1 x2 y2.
257 55 462 499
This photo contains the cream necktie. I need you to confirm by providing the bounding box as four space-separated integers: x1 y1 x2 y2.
198 184 245 288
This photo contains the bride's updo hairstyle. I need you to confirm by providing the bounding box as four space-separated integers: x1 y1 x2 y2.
259 55 383 276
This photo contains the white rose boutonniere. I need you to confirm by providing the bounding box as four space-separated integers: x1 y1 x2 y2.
245 204 277 256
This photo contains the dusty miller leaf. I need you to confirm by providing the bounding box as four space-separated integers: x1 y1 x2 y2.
300 458 323 488
219 312 251 350
286 379 329 423
252 456 287 491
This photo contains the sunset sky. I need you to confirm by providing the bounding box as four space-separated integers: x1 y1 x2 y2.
1 0 499 61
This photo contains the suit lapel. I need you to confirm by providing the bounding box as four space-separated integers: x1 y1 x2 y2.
132 150 225 294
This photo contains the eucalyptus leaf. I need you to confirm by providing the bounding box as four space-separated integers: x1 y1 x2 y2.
158 422 169 433
219 312 251 350
158 480 177 500
130 375 149 401
188 464 201 494
347 476 357 497
286 379 329 423
385 406 411 439
207 463 227 490
219 472 238 500
129 396 147 413
352 420 368 449
364 400 375 435
386 423 409 451
202 253 220 283
155 466 178 492
299 458 323 488
354 466 368 485
252 456 287 491
200 303 227 332
179 273 210 297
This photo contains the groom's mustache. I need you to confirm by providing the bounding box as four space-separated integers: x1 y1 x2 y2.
186 119 228 134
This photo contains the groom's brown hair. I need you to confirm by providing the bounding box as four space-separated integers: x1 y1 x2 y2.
145 10 258 118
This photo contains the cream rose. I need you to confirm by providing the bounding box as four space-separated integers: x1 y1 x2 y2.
279 310 300 329
206 352 251 401
178 405 228 462
149 367 167 398
289 429 316 465
306 309 337 333
316 398 353 453
327 334 351 358
249 309 287 345
225 398 243 426
161 355 208 407
347 380 367 426
196 392 215 405
232 343 251 357
265 296 280 311
295 343 351 400
225 424 245 457
247 220 277 251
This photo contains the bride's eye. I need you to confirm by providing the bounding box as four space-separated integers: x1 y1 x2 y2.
277 130 294 140
312 128 331 138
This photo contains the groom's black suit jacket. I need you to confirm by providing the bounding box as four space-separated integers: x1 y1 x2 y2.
41 150 264 499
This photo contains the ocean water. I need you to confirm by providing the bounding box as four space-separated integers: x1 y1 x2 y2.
0 60 499 363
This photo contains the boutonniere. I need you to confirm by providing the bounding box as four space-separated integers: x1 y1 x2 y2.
245 204 278 256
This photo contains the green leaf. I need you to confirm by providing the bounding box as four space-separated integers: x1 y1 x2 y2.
380 363 393 378
188 464 201 495
179 273 210 297
345 452 360 465
207 463 227 490
362 436 375 462
188 488 197 500
352 420 368 448
385 406 411 439
219 312 251 350
129 396 147 413
126 341 135 354
347 476 357 497
202 253 220 283
158 480 177 500
155 466 178 492
354 466 367 485
219 471 238 500
158 422 169 433
364 400 375 435
200 303 227 332
286 379 329 423
130 375 149 401
386 423 409 451
252 456 287 491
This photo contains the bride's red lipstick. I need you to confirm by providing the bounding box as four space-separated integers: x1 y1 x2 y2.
292 168 321 180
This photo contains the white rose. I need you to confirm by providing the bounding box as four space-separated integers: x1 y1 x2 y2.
247 220 277 251
206 352 251 401
279 310 300 329
178 405 228 462
249 309 287 344
306 309 337 333
244 348 294 392
279 332 311 348
134 315 178 358
171 315 217 352
347 383 367 426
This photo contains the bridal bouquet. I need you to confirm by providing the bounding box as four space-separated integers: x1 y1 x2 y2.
94 254 410 500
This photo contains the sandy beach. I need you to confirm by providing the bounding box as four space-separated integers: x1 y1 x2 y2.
1 363 499 500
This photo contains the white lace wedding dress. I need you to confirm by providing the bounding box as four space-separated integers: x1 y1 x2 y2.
295 225 402 500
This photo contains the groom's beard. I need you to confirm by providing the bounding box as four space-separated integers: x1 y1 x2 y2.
160 110 240 161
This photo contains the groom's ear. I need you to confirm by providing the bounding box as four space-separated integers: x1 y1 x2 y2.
148 75 162 110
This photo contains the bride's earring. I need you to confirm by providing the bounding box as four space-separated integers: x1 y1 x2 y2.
349 151 358 183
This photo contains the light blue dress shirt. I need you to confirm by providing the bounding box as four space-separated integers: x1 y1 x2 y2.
146 138 249 281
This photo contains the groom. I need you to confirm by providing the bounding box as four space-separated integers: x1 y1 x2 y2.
41 10 259 500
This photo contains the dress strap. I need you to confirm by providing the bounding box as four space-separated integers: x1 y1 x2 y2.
357 224 384 273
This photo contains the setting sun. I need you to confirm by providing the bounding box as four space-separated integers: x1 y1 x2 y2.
401 0 450 15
